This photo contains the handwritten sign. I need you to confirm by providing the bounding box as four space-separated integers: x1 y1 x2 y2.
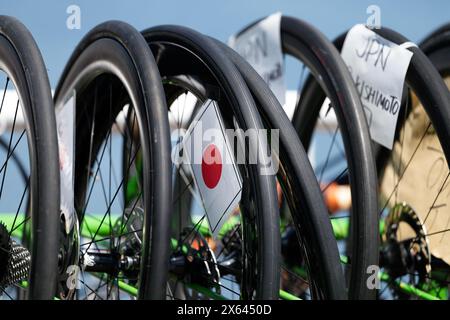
229 12 286 105
341 24 413 149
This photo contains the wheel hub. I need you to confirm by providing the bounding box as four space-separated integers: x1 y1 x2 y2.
381 203 431 285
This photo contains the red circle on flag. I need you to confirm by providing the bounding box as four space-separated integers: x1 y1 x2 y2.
201 144 222 189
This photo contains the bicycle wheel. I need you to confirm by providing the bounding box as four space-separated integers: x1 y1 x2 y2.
0 16 59 300
302 26 450 300
375 27 450 300
378 25 450 299
140 25 280 299
233 16 378 299
214 38 347 299
54 21 172 300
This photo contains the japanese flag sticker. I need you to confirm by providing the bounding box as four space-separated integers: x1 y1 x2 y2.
181 100 242 239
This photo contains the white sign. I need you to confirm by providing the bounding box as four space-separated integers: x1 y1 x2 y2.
56 91 76 234
229 12 286 105
341 24 413 149
182 100 242 238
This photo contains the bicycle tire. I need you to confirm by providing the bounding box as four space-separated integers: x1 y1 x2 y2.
142 25 280 299
54 20 172 299
325 29 450 182
420 23 450 73
277 16 378 299
302 26 450 299
0 15 60 300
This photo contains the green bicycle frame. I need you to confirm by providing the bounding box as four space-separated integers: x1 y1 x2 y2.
1 213 446 300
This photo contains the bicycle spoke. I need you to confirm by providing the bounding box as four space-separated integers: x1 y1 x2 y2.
380 122 432 214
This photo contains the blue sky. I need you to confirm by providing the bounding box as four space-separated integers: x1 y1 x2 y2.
1 0 449 87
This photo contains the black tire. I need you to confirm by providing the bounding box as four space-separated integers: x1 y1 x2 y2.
374 27 450 300
0 16 60 299
142 25 280 299
214 39 347 299
253 16 378 299
54 21 172 299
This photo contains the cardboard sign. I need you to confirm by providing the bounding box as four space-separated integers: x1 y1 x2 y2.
229 12 286 105
182 100 242 238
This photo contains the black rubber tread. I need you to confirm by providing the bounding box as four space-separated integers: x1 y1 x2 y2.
280 16 379 299
214 38 347 299
0 15 60 300
420 24 450 74
54 21 172 299
420 23 450 54
142 25 280 299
